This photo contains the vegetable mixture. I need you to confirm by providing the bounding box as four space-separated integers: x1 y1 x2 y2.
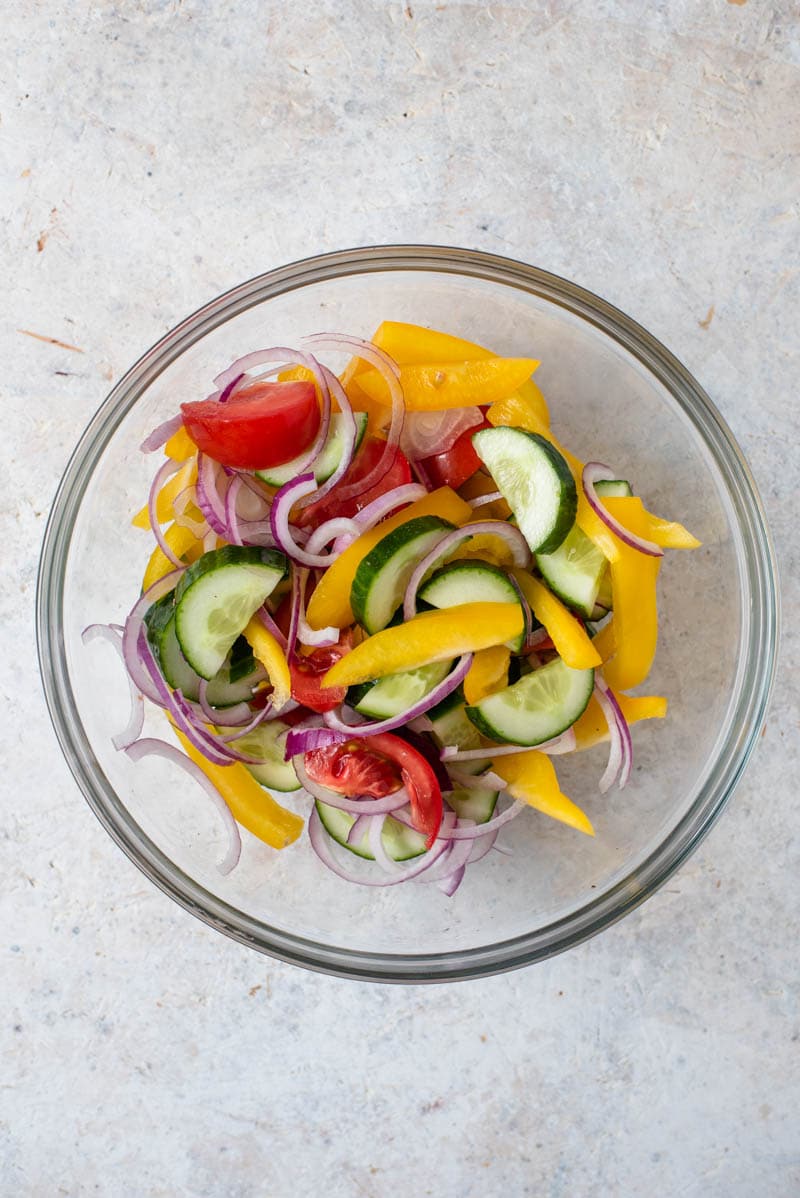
85 322 699 895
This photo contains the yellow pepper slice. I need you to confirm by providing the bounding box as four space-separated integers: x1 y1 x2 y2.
357 358 540 412
324 603 524 688
463 645 511 705
242 617 291 711
491 750 594 836
164 425 196 462
600 502 661 691
573 691 668 750
132 457 198 530
591 621 616 663
170 723 303 850
141 523 205 592
306 486 473 630
510 568 601 670
605 495 700 550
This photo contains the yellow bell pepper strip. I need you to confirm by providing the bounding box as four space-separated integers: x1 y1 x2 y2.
242 616 291 711
573 691 668 751
510 568 601 670
604 495 700 550
463 645 511 706
357 357 540 412
132 456 198 530
490 750 594 836
169 722 303 850
600 504 661 692
458 471 512 521
141 523 205 592
323 603 524 688
450 532 518 568
164 424 196 462
305 486 473 630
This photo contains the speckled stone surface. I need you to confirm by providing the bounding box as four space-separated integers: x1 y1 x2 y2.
3 2 799 1195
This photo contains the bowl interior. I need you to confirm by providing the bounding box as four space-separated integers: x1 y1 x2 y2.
41 251 775 979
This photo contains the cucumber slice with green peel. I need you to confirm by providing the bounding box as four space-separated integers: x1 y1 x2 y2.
594 478 633 498
466 656 594 746
428 694 490 772
315 802 429 861
255 412 368 488
145 597 267 705
536 524 610 619
595 568 613 612
350 515 461 634
350 660 454 720
418 560 525 652
174 546 287 680
472 426 576 554
230 719 301 792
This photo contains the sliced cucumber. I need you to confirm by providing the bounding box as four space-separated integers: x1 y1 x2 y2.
537 524 610 619
472 426 576 554
418 560 525 652
350 515 460 634
231 718 301 792
350 660 454 720
255 412 368 488
428 692 491 772
448 780 498 824
595 478 633 498
466 656 594 746
315 802 428 861
146 596 267 705
174 546 287 680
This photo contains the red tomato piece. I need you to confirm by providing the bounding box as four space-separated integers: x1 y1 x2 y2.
289 635 352 713
417 418 491 491
180 380 320 470
296 437 412 529
304 741 403 799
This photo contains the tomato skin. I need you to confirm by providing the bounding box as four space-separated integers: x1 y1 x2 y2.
289 636 351 713
304 741 402 798
180 380 320 470
297 437 412 529
418 418 490 491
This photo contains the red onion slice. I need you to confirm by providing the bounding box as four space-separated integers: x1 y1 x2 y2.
402 521 531 622
82 623 144 750
441 727 576 761
446 767 507 791
196 681 254 728
351 483 429 533
196 453 231 538
121 570 184 705
466 828 499 864
401 407 483 461
594 676 633 790
147 457 186 568
140 413 183 454
285 726 347 756
304 333 405 503
294 365 359 509
467 491 503 508
582 463 663 557
346 813 370 846
367 814 405 875
308 807 452 887
255 605 288 653
125 737 241 874
394 798 527 841
270 475 344 568
320 655 473 739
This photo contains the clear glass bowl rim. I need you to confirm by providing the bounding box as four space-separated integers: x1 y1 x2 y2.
37 244 779 984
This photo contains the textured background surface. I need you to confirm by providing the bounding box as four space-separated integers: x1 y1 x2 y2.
3 2 799 1195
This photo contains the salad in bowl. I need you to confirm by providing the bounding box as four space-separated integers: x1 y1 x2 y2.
85 320 699 897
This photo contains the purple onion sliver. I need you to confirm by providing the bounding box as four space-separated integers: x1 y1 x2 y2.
125 737 241 874
582 462 663 557
308 808 451 888
436 866 466 896
147 457 187 568
218 372 244 403
294 366 358 509
368 815 404 875
140 413 183 454
256 606 288 652
270 475 341 567
346 813 370 847
196 453 231 537
81 623 145 750
294 758 410 815
467 491 503 508
352 483 428 533
402 520 531 622
285 727 348 757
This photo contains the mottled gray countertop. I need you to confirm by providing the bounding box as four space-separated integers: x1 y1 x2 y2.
3 2 798 1195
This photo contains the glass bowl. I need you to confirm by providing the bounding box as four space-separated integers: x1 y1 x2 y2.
37 246 778 983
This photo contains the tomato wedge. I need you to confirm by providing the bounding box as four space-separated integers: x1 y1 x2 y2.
305 732 443 849
304 740 403 799
418 418 490 491
180 380 320 470
296 436 412 528
289 634 352 713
